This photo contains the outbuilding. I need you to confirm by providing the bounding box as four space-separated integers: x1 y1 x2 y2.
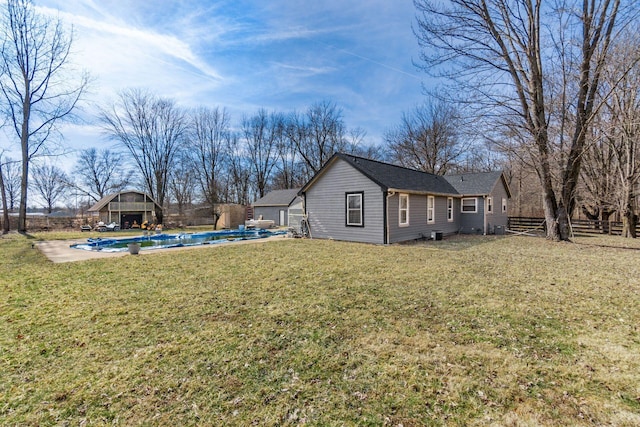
252 188 302 227
88 191 161 229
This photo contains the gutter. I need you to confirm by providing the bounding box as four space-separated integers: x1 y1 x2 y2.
386 188 457 198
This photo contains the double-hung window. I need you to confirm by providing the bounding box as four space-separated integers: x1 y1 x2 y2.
346 192 364 227
487 197 493 214
502 198 507 213
447 197 453 222
399 194 409 226
461 197 477 213
427 195 435 224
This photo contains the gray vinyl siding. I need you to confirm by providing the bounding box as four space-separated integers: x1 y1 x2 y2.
486 180 510 233
305 159 385 244
458 196 485 234
253 206 288 226
387 194 461 243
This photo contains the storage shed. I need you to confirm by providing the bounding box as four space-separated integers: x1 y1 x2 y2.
252 188 302 227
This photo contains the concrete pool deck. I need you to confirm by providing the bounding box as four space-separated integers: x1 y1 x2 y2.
36 234 287 263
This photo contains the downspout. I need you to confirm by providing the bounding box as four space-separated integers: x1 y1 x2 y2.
483 195 487 235
302 192 310 238
386 190 395 244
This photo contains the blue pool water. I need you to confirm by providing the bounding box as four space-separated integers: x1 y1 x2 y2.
71 229 283 252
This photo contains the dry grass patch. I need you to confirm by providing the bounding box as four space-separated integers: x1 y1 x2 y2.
1 233 639 425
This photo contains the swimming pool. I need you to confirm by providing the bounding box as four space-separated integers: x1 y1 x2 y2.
71 229 283 252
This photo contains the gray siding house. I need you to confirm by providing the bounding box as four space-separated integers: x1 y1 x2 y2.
252 188 302 227
299 153 511 244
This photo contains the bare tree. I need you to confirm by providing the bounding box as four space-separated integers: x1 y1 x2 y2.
579 124 618 226
414 0 633 240
0 152 10 233
71 148 132 202
242 109 283 198
286 101 348 181
168 153 195 217
30 162 68 213
272 125 303 190
604 38 640 237
0 0 89 232
0 155 20 211
188 106 230 224
224 134 252 205
385 100 467 175
100 88 187 224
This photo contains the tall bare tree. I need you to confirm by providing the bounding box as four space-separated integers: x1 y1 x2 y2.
168 152 195 217
0 155 20 211
603 37 640 237
0 0 88 232
188 106 230 224
579 124 618 226
0 152 10 233
414 0 633 240
224 134 251 205
100 89 187 224
242 109 283 198
286 101 348 181
71 148 132 202
385 99 467 175
30 162 68 213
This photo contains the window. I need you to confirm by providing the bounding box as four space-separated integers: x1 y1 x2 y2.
461 197 477 213
399 194 409 226
487 197 493 213
447 197 453 222
502 198 507 213
346 192 364 227
427 195 435 223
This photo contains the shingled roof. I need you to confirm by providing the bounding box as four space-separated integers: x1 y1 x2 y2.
445 171 511 197
302 153 459 196
301 153 509 198
253 188 301 207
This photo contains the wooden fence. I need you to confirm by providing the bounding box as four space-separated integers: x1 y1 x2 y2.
508 216 640 236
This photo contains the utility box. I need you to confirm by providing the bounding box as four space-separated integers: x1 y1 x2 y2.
431 231 443 241
495 225 505 235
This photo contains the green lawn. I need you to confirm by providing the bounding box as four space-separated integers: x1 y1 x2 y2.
1 233 639 426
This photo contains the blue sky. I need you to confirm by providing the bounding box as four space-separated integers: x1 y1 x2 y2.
4 0 429 169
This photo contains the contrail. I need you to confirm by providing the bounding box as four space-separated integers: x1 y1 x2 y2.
319 40 421 80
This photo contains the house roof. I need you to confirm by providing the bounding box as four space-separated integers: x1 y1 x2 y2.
444 171 512 198
253 188 301 207
88 190 158 212
301 153 460 196
300 153 511 198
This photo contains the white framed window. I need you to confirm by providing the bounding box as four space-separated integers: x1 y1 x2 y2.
461 197 477 213
427 195 435 223
502 198 507 213
447 197 453 222
399 193 409 226
487 197 493 214
346 192 364 227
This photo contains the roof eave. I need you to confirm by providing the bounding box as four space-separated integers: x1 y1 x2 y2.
387 188 459 197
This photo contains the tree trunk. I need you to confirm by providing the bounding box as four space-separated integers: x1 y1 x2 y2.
621 210 637 238
154 205 164 225
211 205 220 230
621 191 637 238
0 161 10 234
18 154 28 233
541 186 561 241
